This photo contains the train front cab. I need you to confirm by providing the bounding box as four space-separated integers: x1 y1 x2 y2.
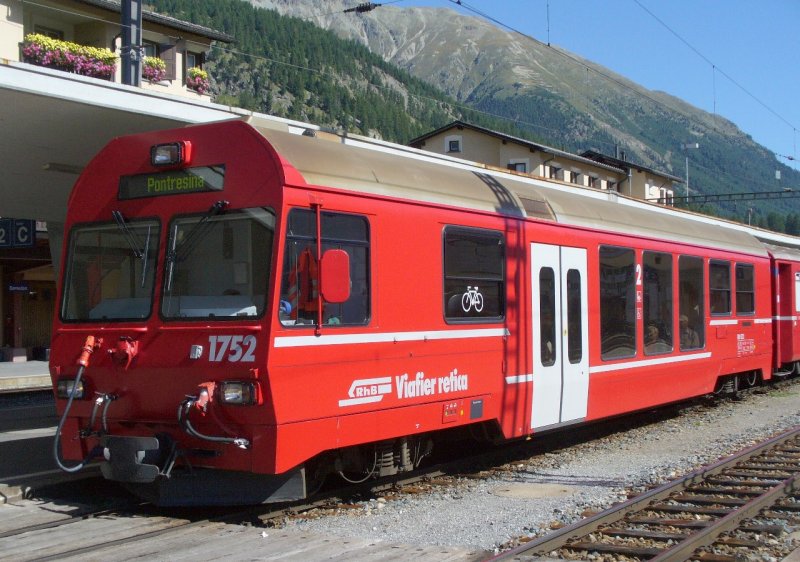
51 119 522 506
768 245 800 374
49 120 318 506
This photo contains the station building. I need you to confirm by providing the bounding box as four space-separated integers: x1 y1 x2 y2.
409 121 681 203
0 0 233 360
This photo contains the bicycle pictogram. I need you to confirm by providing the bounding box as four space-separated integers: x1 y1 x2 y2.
461 286 484 313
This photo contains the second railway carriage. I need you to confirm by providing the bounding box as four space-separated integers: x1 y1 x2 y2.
766 243 800 375
49 117 782 505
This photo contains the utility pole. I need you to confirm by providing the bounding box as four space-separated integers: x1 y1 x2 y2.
121 0 142 86
681 142 699 197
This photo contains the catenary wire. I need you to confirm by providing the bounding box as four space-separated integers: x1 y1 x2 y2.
438 0 799 167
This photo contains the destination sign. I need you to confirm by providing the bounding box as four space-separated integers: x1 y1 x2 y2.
118 165 225 200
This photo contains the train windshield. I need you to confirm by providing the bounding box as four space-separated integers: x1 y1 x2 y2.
162 207 274 320
61 219 160 321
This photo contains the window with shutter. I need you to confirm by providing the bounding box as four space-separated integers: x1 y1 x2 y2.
160 43 177 80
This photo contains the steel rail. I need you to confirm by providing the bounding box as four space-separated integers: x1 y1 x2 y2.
653 471 800 560
491 424 800 560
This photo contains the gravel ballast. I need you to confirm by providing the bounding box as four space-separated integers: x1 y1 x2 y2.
284 383 800 554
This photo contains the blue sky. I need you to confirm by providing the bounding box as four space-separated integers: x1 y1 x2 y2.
397 0 800 171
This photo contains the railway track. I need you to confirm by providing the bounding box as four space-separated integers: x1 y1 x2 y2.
493 425 800 561
0 453 470 561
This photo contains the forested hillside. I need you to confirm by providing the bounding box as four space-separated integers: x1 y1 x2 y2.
148 0 522 143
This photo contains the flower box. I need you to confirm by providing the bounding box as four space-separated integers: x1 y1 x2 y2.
21 33 116 80
186 67 210 95
142 56 166 82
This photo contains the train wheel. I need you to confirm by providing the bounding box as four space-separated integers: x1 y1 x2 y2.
715 375 737 395
304 458 330 497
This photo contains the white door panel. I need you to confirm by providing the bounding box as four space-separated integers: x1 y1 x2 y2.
531 244 561 428
531 243 589 429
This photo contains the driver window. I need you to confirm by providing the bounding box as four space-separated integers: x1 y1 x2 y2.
279 209 369 327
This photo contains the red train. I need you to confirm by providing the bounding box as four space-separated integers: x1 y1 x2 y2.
50 118 800 505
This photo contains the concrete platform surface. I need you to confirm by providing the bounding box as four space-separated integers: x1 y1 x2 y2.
0 361 51 392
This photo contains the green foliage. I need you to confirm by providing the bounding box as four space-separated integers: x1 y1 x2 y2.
149 0 522 143
146 0 519 143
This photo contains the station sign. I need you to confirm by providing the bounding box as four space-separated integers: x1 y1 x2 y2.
0 219 36 249
8 282 30 293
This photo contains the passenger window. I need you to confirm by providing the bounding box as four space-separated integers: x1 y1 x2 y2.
539 268 557 367
679 256 704 350
566 269 583 363
710 260 731 315
443 227 505 322
735 263 755 315
599 245 635 360
279 209 369 327
643 251 673 355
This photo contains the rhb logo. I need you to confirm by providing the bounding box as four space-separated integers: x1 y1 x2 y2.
339 377 392 407
356 383 383 397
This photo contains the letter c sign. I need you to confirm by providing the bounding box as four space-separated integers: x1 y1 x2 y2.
0 219 36 248
13 220 34 247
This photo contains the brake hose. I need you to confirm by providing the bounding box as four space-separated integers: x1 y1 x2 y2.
177 396 250 449
53 336 101 473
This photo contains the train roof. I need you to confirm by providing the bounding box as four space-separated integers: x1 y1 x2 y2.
763 243 800 262
246 117 770 257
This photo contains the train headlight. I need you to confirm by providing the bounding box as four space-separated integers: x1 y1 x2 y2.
57 378 85 399
151 141 192 167
220 381 256 405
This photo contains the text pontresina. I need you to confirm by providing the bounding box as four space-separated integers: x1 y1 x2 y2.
118 165 225 200
147 175 205 193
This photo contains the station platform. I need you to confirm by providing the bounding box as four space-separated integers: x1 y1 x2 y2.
0 361 51 392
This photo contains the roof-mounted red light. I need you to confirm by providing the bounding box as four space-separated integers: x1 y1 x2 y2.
151 141 192 167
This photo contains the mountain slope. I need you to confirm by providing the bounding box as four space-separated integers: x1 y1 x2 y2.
149 0 535 145
251 0 800 226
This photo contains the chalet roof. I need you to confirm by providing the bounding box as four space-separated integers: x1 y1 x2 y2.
75 0 234 43
409 120 625 175
580 150 684 183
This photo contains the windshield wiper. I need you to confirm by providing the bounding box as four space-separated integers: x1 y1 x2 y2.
165 200 229 291
112 210 151 288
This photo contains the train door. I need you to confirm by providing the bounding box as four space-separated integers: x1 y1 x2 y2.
530 243 589 429
776 262 800 366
